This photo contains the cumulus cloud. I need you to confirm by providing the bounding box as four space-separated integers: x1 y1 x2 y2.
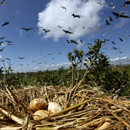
37 0 105 41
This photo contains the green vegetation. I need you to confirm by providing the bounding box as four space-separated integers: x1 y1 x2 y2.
0 39 129 96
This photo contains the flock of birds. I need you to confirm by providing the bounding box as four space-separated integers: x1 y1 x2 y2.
0 0 130 69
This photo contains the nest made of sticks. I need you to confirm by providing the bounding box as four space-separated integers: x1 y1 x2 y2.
0 84 130 130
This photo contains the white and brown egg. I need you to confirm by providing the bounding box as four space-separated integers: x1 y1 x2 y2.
29 98 62 120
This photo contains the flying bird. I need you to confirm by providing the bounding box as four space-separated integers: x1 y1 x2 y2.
82 26 85 29
21 27 33 31
5 40 12 43
119 38 123 41
63 29 73 34
57 25 63 28
72 13 81 18
111 47 118 50
60 6 66 11
43 29 50 33
109 17 113 21
80 40 83 43
124 36 127 39
112 11 130 18
0 47 5 52
104 39 109 41
112 41 116 44
1 22 9 27
70 40 78 45
121 4 127 8
87 43 92 45
0 37 5 40
101 32 105 36
95 26 101 29
106 20 110 25
66 39 71 43
97 2 105 6
0 0 5 5
18 57 25 59
125 0 130 4
109 4 116 9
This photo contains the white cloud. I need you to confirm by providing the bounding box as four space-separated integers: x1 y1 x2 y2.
110 57 119 61
121 56 127 59
110 56 128 61
113 18 130 29
37 0 105 41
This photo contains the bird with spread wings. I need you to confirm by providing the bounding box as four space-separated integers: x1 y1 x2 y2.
21 27 33 31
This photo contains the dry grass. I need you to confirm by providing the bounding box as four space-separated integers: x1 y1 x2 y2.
0 84 130 130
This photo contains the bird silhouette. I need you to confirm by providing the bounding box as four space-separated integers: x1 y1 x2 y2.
109 17 113 21
72 13 81 18
5 40 12 43
80 40 83 43
18 57 25 59
60 6 66 11
111 47 118 50
70 40 78 44
57 25 63 28
0 47 5 52
106 20 110 25
1 22 9 27
0 0 5 5
63 29 73 34
125 0 130 4
112 11 130 18
66 39 71 43
21 27 33 31
43 29 50 33
119 38 123 41
0 37 5 40
112 41 116 44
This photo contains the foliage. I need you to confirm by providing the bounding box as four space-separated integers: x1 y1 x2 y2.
0 39 130 96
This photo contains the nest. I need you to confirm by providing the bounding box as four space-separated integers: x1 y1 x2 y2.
0 84 130 130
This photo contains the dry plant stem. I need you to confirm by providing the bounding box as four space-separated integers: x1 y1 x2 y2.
66 54 98 108
36 121 76 130
72 54 97 99
0 126 22 130
0 104 24 125
6 86 33 115
97 122 111 130
96 98 130 113
51 105 97 120
44 85 50 103
104 105 130 128
47 98 93 121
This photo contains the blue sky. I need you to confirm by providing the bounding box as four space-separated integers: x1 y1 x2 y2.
0 0 130 72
